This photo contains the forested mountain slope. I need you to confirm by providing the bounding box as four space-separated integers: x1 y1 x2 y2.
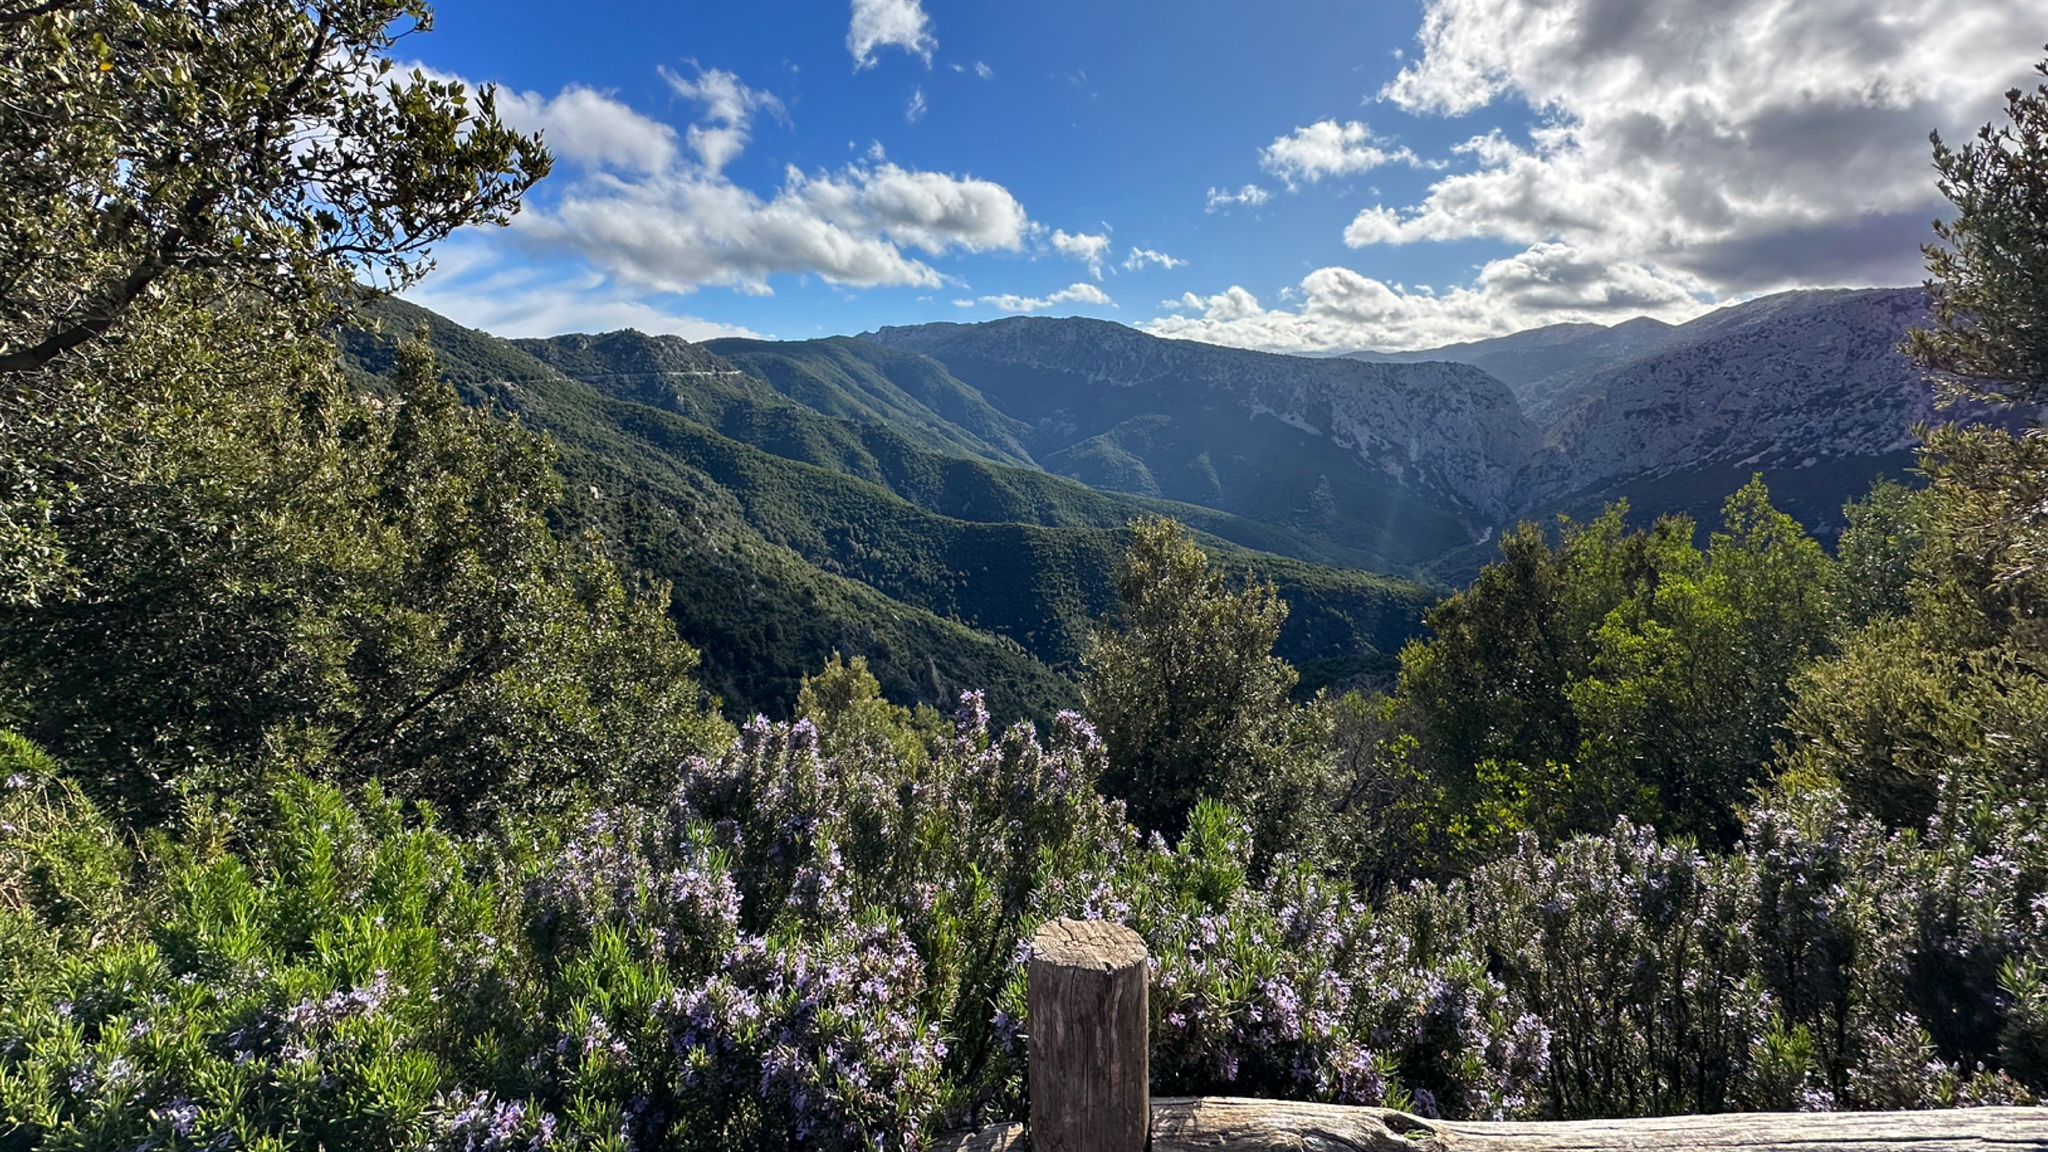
864 317 1542 572
345 287 1975 699
701 336 1038 466
339 298 1073 719
517 329 1036 468
341 297 1438 716
517 327 1400 571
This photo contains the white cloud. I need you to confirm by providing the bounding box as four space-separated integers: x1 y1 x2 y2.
813 164 1032 254
436 65 1035 300
905 85 928 123
1123 247 1186 272
973 282 1115 314
1204 184 1271 213
1158 0 2038 354
1259 120 1421 187
1143 246 1710 353
660 66 784 175
524 177 934 293
848 0 936 69
1341 205 1403 247
1051 228 1113 278
415 69 677 175
526 158 1032 296
974 61 994 80
1161 286 1264 322
1358 0 2040 293
405 248 768 341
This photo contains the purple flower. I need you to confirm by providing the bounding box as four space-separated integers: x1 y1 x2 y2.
160 1098 200 1136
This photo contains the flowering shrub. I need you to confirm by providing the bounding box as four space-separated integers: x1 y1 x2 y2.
1457 818 1771 1115
4 654 2046 1149
496 664 1130 1147
671 676 1130 1129
0 774 527 1151
993 801 1552 1120
664 920 944 1150
1414 784 2043 1118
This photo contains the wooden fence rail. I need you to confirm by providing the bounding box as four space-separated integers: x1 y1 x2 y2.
936 918 2048 1152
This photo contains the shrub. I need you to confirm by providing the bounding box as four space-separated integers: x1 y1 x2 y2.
0 768 525 1151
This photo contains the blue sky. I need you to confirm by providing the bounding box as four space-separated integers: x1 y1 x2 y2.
402 0 2041 351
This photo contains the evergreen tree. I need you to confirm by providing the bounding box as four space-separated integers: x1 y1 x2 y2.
1401 483 1838 850
1788 47 2048 834
0 2 721 826
1084 518 1297 837
1905 49 2048 406
0 320 725 825
1836 479 1931 627
0 0 546 375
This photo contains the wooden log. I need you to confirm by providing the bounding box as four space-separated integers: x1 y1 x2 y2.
935 1098 2048 1151
944 916 2048 1151
1026 918 1150 1152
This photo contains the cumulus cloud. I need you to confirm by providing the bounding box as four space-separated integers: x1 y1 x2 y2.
525 159 1032 295
1204 184 1271 213
659 66 784 175
974 61 994 80
974 282 1115 314
1156 0 2035 353
1124 247 1186 272
414 70 677 175
439 64 1033 299
1144 246 1709 353
905 85 928 123
812 164 1032 253
1162 286 1264 322
1259 120 1423 187
1357 0 2040 291
848 0 936 69
524 176 930 293
1051 229 1113 278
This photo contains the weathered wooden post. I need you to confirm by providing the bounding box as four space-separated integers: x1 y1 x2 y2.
1027 918 1150 1152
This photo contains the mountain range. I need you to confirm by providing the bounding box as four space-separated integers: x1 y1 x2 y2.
1351 286 1947 573
340 284 1958 718
339 299 1439 723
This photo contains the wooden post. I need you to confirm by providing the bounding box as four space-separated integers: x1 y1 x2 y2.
1027 918 1150 1152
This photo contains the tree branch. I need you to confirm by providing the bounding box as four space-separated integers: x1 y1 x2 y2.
0 257 171 373
0 0 83 27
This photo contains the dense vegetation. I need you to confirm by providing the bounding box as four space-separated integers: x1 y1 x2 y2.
3 3 2047 1149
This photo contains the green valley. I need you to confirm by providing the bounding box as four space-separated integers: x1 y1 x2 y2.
339 297 1438 721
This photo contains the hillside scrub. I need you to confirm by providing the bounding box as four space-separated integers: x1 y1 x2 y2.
3 656 2044 1147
